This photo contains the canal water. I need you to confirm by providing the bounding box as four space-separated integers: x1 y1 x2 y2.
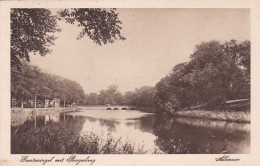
11 109 250 154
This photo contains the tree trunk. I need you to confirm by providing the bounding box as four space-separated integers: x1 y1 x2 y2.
64 100 66 108
44 98 46 109
34 94 37 109
34 115 36 129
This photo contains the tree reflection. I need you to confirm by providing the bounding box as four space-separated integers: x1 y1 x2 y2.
151 114 250 154
11 111 250 154
11 113 87 153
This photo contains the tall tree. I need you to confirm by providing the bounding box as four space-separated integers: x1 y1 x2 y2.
97 84 124 105
11 9 60 69
85 93 99 105
11 62 86 107
155 40 250 112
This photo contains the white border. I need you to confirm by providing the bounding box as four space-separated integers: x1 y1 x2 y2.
1 0 260 166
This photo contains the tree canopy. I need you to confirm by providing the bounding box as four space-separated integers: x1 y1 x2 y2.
11 8 126 70
11 9 60 69
58 8 126 45
84 85 156 110
155 40 250 113
11 61 85 105
84 84 124 105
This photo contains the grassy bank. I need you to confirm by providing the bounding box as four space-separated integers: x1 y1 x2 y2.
170 110 250 123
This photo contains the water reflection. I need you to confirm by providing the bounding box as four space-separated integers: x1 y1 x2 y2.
152 115 250 154
78 116 159 153
11 110 250 154
45 114 60 124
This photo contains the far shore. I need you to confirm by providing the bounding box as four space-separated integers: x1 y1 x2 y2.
11 106 250 123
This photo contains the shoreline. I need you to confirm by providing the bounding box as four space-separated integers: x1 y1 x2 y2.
11 107 79 127
168 109 250 123
11 107 78 116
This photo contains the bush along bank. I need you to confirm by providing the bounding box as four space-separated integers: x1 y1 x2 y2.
156 98 250 123
11 127 163 154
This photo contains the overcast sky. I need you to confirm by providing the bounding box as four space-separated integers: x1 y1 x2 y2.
30 8 250 94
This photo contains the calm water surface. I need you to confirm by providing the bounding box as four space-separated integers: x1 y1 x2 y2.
11 109 250 154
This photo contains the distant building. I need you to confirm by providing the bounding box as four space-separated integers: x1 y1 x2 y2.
51 98 60 108
11 97 61 108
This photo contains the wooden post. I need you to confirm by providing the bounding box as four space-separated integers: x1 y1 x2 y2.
21 99 23 108
64 100 65 108
21 96 24 108
44 98 46 109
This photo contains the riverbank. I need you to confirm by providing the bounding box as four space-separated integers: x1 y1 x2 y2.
170 110 250 123
11 107 250 154
11 107 78 115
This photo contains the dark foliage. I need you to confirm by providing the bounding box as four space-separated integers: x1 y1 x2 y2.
11 9 60 70
58 8 126 45
11 62 85 106
155 40 250 112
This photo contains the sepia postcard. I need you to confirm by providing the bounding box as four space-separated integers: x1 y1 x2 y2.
1 0 260 166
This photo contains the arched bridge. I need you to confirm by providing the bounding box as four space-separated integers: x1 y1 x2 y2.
82 105 135 110
106 106 135 110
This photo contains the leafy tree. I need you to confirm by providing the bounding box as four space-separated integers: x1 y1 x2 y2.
11 62 34 107
122 86 156 108
187 40 249 105
58 8 126 45
11 62 86 107
222 40 250 74
154 76 181 112
133 86 156 107
123 91 136 105
11 9 60 69
11 8 126 70
11 62 46 108
85 93 99 105
97 84 124 105
155 40 250 112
